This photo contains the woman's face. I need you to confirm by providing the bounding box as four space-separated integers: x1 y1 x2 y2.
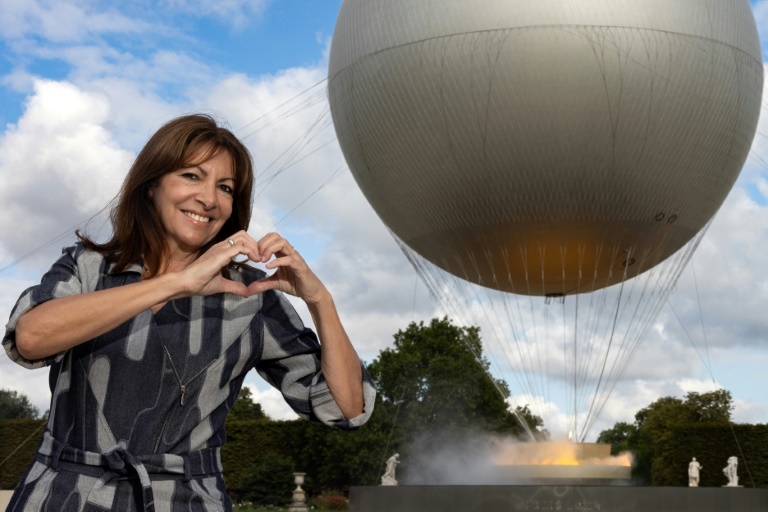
150 147 235 257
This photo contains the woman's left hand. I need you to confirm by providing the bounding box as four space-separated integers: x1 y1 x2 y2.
241 232 328 304
236 231 364 419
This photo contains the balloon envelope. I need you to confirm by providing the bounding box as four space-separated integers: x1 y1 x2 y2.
328 0 763 296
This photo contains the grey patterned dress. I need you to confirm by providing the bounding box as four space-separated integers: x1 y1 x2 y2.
2 243 376 512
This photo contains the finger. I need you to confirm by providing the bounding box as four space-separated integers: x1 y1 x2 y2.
222 234 261 263
259 239 296 262
220 243 251 265
264 253 299 270
246 274 281 295
216 279 251 297
255 232 286 261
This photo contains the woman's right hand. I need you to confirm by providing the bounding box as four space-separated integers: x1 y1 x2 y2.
171 234 255 298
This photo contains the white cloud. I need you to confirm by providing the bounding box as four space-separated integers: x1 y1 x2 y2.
0 0 148 43
163 0 271 29
733 397 768 424
241 382 298 421
0 79 133 268
664 186 768 352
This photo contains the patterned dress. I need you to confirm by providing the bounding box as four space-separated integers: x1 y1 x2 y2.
2 243 376 512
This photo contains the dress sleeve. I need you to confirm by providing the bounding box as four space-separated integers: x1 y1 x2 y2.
254 289 376 430
2 245 86 369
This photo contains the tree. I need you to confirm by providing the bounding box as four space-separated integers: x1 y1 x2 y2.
597 389 734 484
0 389 40 419
228 387 267 421
684 389 733 423
366 317 544 479
368 317 541 434
596 421 638 456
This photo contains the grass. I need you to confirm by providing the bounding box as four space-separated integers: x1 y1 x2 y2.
232 504 289 512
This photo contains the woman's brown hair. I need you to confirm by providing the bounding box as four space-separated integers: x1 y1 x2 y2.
78 114 254 275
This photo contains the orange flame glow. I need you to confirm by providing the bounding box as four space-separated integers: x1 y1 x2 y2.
490 440 632 468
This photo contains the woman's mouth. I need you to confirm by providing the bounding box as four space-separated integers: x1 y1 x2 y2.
183 211 211 223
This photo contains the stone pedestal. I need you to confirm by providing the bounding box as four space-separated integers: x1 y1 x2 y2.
287 472 308 512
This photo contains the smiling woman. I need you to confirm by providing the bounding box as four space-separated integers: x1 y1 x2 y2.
2 114 376 512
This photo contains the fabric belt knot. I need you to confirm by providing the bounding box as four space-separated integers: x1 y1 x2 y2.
36 431 223 512
100 446 155 511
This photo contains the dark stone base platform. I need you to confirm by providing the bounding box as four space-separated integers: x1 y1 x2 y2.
350 485 768 512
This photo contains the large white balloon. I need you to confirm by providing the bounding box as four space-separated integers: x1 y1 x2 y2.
328 0 763 296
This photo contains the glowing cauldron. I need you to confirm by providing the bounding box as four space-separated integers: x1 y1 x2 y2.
491 442 632 484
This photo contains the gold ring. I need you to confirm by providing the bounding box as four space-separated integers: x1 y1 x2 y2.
228 239 235 246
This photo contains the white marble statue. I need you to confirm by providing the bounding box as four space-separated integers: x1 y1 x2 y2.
381 453 400 486
688 457 702 487
723 456 739 487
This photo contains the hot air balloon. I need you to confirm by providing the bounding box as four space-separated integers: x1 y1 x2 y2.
327 0 763 439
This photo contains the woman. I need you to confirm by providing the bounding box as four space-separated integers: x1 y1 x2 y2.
2 114 376 511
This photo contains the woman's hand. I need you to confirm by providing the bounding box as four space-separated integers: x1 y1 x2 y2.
165 230 326 303
171 235 254 298
222 231 328 304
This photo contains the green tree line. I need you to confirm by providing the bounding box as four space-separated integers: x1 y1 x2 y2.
597 389 768 487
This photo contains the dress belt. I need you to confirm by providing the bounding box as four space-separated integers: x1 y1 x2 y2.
35 431 223 512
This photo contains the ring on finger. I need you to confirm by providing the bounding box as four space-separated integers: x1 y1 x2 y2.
228 239 236 246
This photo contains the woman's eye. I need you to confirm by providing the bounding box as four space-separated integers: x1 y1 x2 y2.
181 172 199 180
219 184 234 194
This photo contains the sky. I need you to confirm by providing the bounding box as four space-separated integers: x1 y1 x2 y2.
0 0 767 442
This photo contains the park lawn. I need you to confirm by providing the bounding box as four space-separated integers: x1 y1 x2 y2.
232 504 288 512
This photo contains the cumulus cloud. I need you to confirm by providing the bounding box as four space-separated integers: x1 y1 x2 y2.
241 383 297 421
733 397 768 424
0 79 132 268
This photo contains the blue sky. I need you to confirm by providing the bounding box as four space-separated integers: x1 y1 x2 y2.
1 0 768 440
0 1 342 126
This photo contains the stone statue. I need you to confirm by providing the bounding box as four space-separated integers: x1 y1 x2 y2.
723 456 739 487
381 453 400 486
688 457 702 487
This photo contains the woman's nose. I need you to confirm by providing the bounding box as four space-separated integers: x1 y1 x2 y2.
195 182 218 211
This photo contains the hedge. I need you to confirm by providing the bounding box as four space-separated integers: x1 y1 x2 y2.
0 419 46 489
0 416 391 500
654 423 768 487
223 418 386 497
